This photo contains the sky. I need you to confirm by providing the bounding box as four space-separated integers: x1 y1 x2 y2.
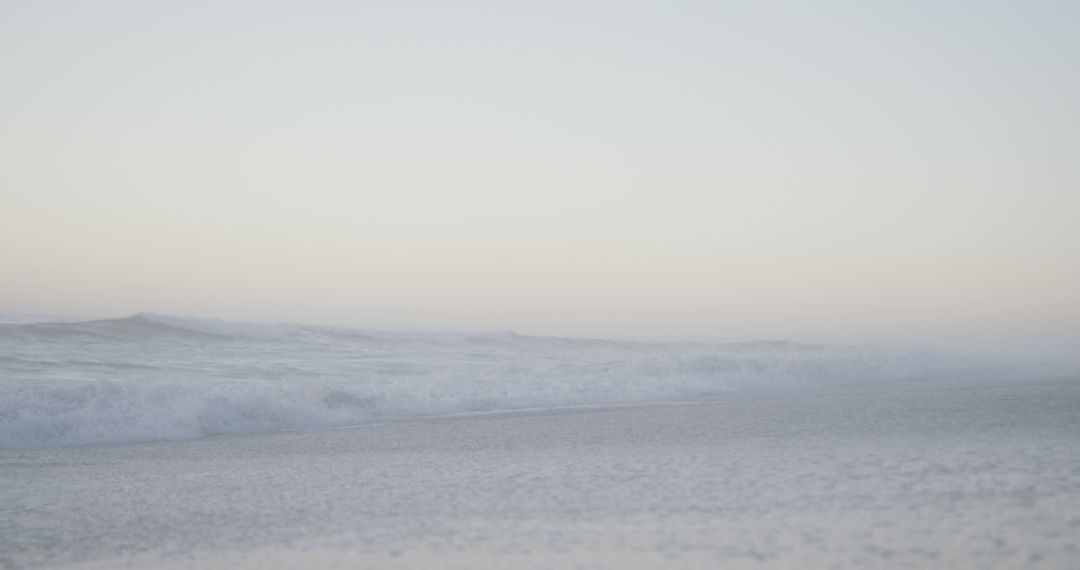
2 0 1078 349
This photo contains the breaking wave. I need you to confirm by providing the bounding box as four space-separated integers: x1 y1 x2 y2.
0 313 1062 449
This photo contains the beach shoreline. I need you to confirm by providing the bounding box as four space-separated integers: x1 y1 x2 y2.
4 377 1079 569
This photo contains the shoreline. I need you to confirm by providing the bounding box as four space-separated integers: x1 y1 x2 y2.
4 377 1079 569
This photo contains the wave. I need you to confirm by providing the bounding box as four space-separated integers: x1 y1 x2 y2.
1 313 572 346
0 314 1068 449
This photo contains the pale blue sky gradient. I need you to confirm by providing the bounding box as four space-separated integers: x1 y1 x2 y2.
2 0 1078 347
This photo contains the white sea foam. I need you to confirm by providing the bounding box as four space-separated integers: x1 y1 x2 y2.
0 313 1064 449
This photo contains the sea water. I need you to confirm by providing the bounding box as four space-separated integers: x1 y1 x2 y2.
0 313 1056 449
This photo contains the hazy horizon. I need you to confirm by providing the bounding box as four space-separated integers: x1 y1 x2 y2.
3 1 1078 353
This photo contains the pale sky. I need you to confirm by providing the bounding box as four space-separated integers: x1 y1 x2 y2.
2 0 1078 347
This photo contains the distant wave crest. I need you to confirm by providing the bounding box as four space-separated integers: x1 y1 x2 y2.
0 314 1065 449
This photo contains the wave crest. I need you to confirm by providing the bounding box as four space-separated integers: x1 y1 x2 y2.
0 314 1066 449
